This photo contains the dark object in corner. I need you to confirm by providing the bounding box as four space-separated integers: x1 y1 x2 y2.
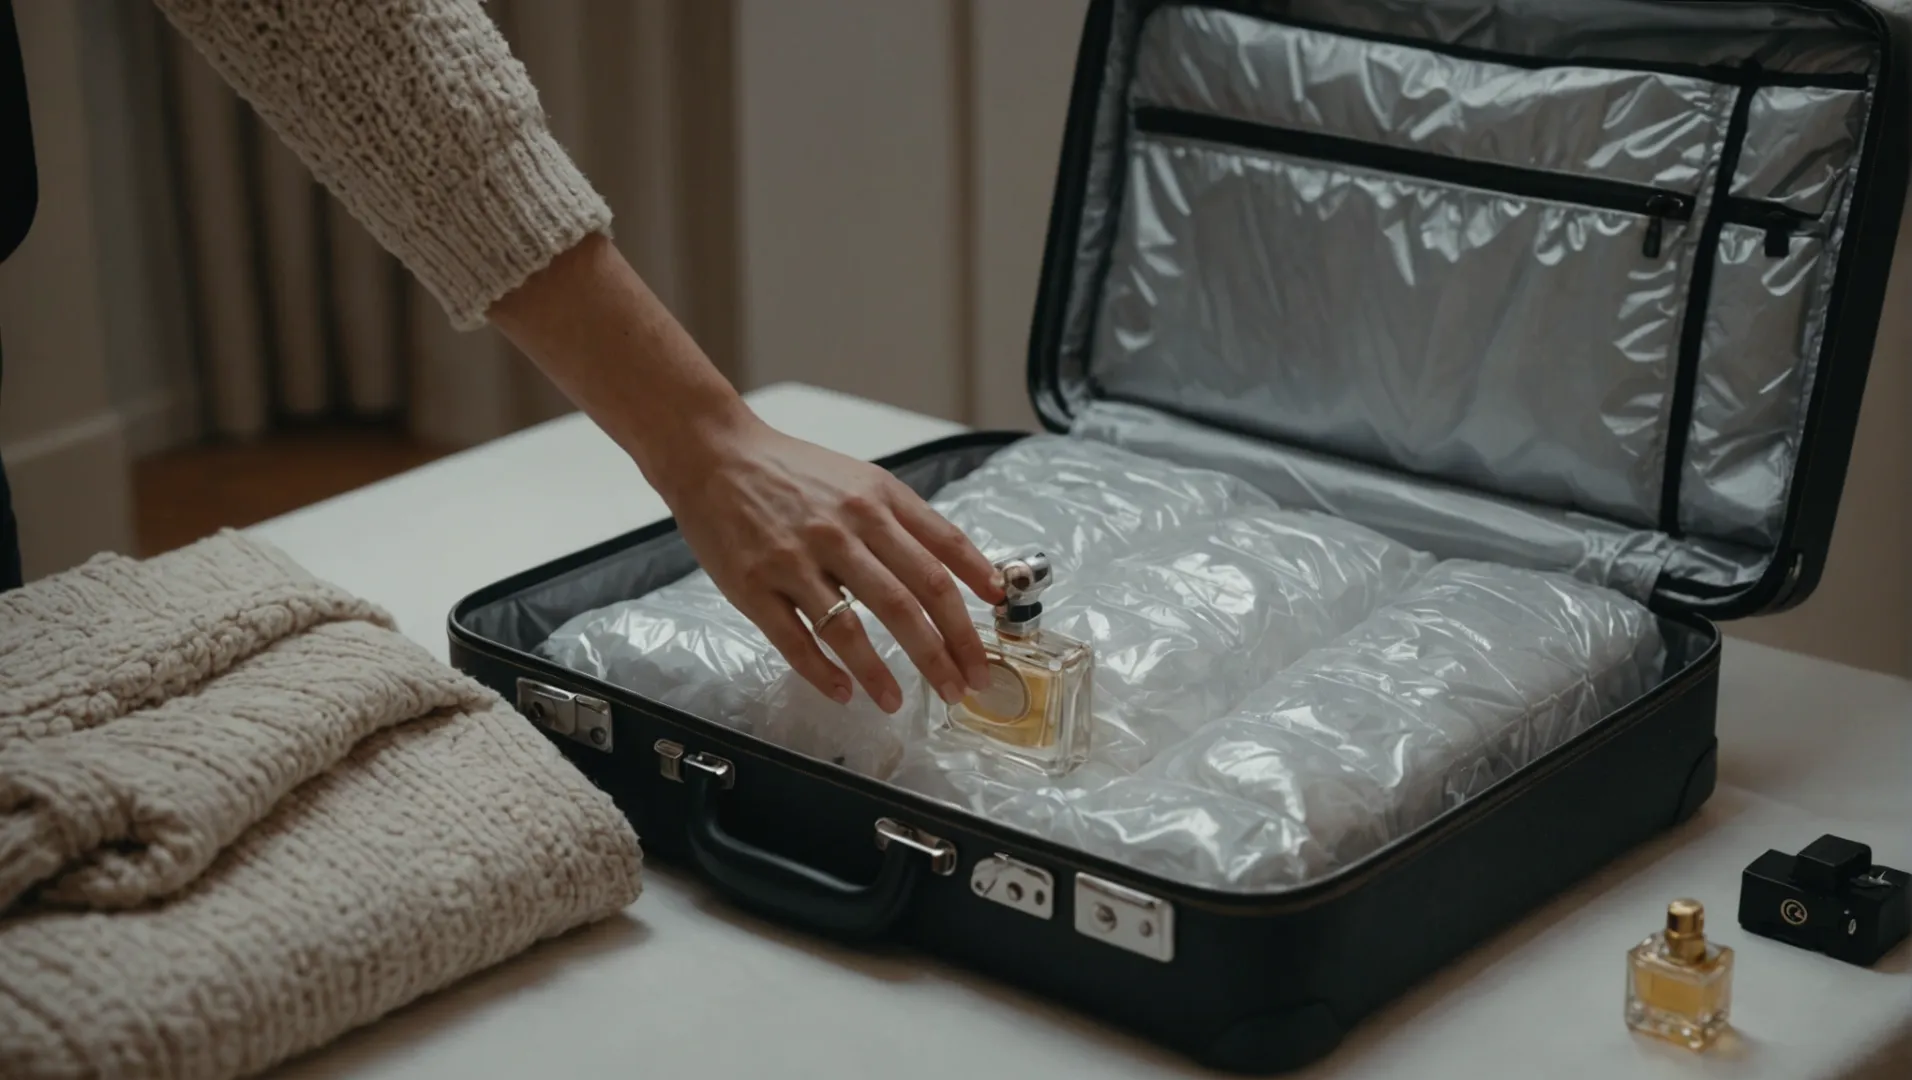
0 0 32 593
0 0 35 267
1739 834 1911 968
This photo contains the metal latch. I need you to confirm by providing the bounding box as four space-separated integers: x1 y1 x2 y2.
1074 873 1174 962
516 678 613 751
653 740 734 788
875 818 958 876
971 853 1054 919
655 739 685 781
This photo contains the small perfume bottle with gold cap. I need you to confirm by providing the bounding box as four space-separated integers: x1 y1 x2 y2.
1625 898 1735 1050
934 551 1093 774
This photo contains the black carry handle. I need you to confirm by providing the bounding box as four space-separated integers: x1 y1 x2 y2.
681 751 957 940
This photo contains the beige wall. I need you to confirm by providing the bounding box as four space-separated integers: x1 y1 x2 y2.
730 0 1084 431
1730 189 1912 671
734 0 969 420
968 0 1089 432
0 1 137 581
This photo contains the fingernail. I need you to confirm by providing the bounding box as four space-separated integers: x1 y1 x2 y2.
831 684 853 704
939 681 965 705
966 664 992 692
880 688 903 713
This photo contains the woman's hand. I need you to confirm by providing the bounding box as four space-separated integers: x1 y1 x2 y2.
490 233 1002 711
664 405 1002 711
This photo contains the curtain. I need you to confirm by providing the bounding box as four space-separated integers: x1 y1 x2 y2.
141 0 722 451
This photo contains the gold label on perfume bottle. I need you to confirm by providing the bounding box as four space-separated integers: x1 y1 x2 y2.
967 660 1031 723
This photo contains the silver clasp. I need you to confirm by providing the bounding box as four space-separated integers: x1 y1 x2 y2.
971 853 1055 919
875 818 958 876
1074 873 1175 962
516 678 613 751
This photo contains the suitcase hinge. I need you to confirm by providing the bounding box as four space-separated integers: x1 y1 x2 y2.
516 678 613 752
1074 873 1175 963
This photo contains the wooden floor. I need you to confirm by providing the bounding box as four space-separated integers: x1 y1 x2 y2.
133 426 450 557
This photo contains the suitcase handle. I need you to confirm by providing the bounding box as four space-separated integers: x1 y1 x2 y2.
683 752 958 940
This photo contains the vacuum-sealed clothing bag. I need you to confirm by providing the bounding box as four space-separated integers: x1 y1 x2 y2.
450 1 1910 1073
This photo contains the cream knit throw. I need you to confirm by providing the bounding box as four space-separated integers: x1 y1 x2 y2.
0 531 642 1079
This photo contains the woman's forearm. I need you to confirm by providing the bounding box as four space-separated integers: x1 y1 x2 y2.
153 0 1004 711
487 233 748 503
492 232 1002 709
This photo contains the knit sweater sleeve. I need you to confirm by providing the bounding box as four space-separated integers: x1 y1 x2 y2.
151 0 612 330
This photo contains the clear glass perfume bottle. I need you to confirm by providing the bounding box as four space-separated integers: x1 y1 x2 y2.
934 551 1093 774
1625 898 1735 1050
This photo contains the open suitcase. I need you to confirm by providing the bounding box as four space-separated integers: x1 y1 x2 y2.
448 1 1911 1072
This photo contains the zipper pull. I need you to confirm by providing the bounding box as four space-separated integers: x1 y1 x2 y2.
1757 207 1796 257
1737 202 1800 257
1642 195 1682 259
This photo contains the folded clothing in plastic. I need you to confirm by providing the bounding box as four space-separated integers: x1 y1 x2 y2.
924 434 1266 581
540 570 787 736
541 436 1432 777
761 502 1434 780
1138 559 1666 887
537 434 1665 893
536 433 1300 749
890 559 1663 892
537 433 1244 732
1035 508 1435 770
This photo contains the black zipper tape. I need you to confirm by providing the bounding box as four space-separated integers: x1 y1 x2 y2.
1172 1 1876 91
1661 74 1764 536
1133 105 1696 256
1719 194 1819 257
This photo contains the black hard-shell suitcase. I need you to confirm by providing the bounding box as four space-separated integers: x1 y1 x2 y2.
448 1 1911 1072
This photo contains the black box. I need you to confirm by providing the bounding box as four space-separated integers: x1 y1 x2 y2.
1740 835 1912 967
449 2 1911 1072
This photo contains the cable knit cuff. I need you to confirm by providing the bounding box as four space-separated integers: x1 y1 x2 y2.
406 124 615 330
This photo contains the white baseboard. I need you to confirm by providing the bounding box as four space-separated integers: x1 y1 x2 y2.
1 408 138 579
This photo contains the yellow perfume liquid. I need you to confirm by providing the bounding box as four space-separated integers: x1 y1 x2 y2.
1625 898 1734 1051
934 551 1093 773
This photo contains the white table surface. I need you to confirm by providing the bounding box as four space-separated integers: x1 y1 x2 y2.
249 382 1911 1080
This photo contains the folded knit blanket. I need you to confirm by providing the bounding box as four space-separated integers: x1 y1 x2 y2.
0 531 642 1080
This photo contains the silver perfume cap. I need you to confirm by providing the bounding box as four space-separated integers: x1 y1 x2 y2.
993 551 1051 635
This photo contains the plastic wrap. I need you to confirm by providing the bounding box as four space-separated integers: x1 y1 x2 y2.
1138 560 1666 886
926 434 1264 582
538 435 1667 893
752 616 922 778
890 558 1662 892
539 570 785 734
1026 509 1434 770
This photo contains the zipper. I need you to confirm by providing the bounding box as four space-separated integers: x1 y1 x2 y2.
1662 69 1764 536
1133 105 1697 258
1188 2 1875 91
1719 195 1817 257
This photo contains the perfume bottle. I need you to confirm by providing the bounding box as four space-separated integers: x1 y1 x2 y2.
935 551 1093 773
1625 898 1735 1050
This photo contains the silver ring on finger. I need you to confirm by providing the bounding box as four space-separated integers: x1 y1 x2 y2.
811 592 856 634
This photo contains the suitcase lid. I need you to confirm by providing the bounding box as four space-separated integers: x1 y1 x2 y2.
1025 0 1911 620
